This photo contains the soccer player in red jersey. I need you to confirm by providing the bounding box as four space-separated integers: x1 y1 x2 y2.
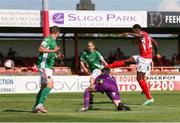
106 24 160 106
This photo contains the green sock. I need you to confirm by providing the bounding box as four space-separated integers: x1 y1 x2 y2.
38 86 52 105
34 89 43 107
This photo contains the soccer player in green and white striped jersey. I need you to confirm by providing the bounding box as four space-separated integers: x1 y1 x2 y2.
32 26 61 113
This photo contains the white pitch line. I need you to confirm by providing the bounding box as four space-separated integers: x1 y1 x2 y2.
60 99 178 110
60 99 82 101
129 104 177 110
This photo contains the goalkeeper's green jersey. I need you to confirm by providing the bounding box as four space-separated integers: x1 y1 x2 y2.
37 36 57 69
80 49 104 72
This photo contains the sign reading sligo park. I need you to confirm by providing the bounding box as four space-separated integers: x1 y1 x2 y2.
49 11 147 28
147 12 180 28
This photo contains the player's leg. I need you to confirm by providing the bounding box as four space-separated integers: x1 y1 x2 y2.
132 56 154 105
88 69 101 110
136 58 154 105
141 76 147 94
89 92 94 109
105 90 131 111
32 83 49 113
32 68 47 113
137 72 154 105
33 83 46 108
78 86 97 112
33 68 53 113
38 79 53 105
37 69 53 111
106 56 135 68
79 88 91 112
105 83 131 111
78 83 101 112
137 72 152 99
32 83 46 113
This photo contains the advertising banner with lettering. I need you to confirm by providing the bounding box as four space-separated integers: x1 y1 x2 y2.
0 76 90 94
0 76 16 93
0 75 180 94
49 11 147 28
1 10 180 28
147 11 180 27
0 10 41 27
114 75 180 91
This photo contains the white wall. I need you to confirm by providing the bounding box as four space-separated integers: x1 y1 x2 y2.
0 38 178 59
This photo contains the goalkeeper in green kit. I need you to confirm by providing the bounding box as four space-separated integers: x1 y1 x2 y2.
32 26 62 113
80 41 108 109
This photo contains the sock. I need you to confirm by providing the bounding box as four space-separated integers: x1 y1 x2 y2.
106 92 113 100
139 79 152 100
106 61 125 68
89 92 94 105
38 86 52 105
34 89 43 107
84 89 91 108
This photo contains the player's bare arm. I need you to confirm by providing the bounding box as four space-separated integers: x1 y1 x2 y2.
125 32 144 38
101 58 108 66
38 45 60 53
151 38 161 58
80 60 90 74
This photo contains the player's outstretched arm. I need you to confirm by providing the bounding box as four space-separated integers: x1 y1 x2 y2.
125 32 144 38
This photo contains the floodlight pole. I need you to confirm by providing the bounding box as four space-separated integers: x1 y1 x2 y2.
42 0 50 37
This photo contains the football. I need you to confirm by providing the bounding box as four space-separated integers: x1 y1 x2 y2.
4 59 15 69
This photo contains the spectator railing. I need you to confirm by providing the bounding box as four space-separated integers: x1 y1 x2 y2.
111 66 180 75
0 67 72 75
0 66 180 75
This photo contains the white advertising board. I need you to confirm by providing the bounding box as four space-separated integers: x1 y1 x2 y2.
49 11 147 28
0 75 180 94
0 10 147 28
0 10 41 27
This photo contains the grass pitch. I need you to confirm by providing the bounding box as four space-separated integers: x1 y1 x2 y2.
0 91 180 122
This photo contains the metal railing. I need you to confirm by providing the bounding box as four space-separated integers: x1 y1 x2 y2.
0 66 180 75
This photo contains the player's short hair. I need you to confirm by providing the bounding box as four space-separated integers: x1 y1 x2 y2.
101 68 110 75
50 26 60 34
133 24 142 30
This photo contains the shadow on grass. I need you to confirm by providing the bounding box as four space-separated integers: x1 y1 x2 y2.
94 101 112 104
3 109 31 113
77 101 112 106
78 101 139 106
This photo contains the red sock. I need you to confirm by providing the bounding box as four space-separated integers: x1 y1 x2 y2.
106 61 125 68
139 79 152 100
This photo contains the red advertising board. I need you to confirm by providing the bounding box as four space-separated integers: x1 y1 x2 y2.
114 75 180 91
